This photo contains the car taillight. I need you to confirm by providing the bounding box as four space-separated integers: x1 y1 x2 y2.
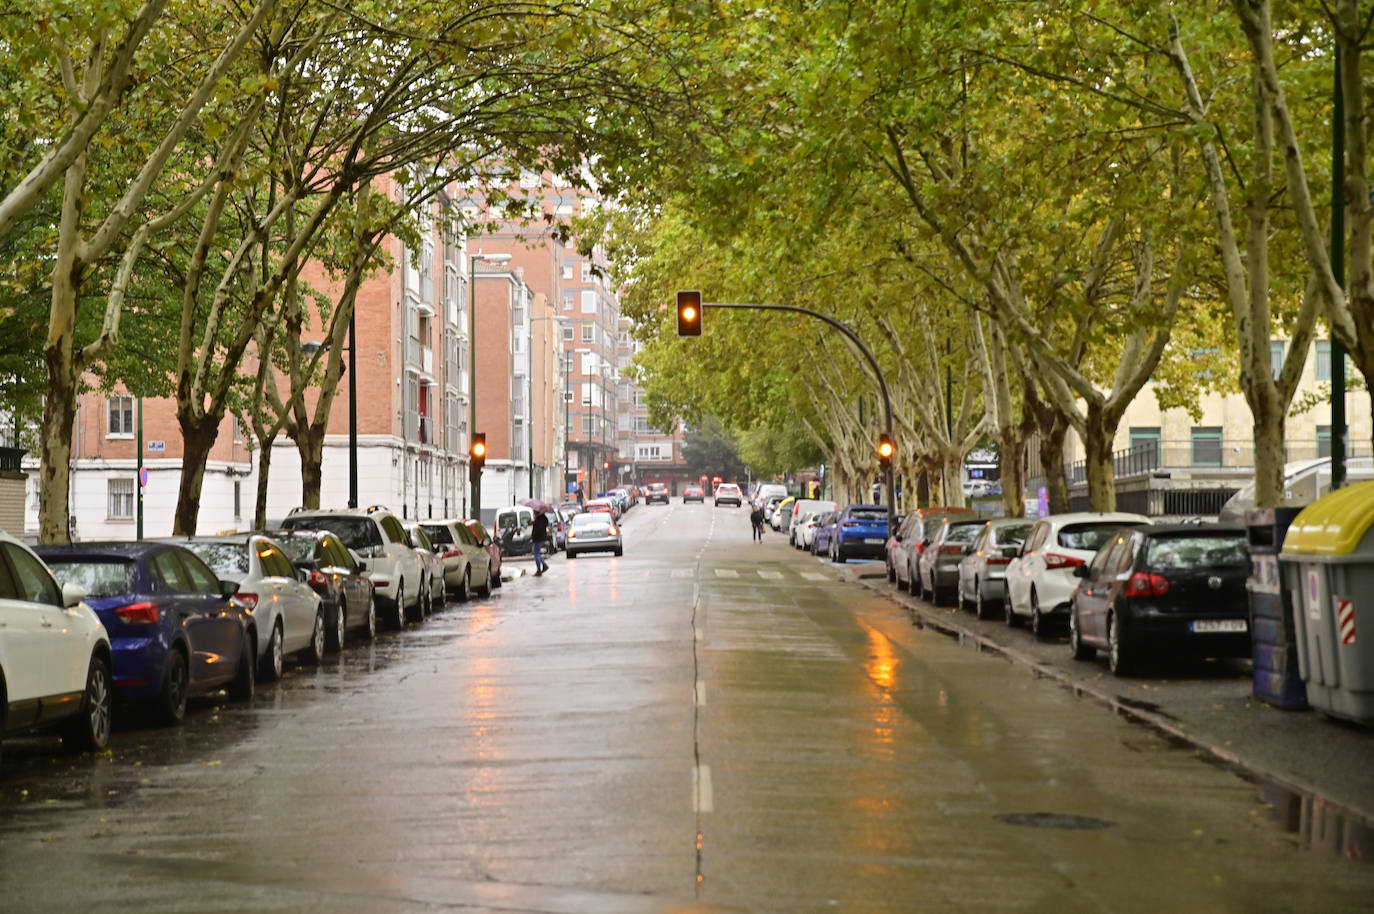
568 530 577 538
114 602 159 624
1124 573 1170 597
916 542 927 554
843 521 859 527
938 545 964 555
987 556 1011 566
443 547 462 558
235 592 259 610
308 570 328 588
1044 553 1084 570
607 526 618 536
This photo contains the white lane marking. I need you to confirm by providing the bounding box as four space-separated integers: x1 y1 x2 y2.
802 572 828 581
693 764 714 813
695 682 707 707
672 569 694 578
714 569 738 578
758 570 783 580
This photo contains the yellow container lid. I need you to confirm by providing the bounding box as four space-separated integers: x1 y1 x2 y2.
1281 480 1374 557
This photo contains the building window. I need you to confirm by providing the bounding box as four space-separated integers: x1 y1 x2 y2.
562 323 574 341
519 169 541 188
562 262 574 280
563 290 574 311
1316 340 1330 380
233 482 241 519
108 478 135 518
1191 426 1222 467
582 323 595 343
1270 340 1285 380
581 262 593 282
582 416 596 437
581 382 593 406
1318 425 1332 459
1128 427 1161 469
108 396 134 436
581 290 597 313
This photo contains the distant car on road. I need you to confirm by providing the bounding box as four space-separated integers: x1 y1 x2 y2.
566 512 624 558
714 483 743 507
682 486 705 504
646 483 670 505
1069 524 1251 676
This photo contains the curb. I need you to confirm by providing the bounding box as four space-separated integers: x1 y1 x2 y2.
843 564 1374 828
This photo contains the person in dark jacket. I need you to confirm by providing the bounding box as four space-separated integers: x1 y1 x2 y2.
532 511 550 575
749 505 765 542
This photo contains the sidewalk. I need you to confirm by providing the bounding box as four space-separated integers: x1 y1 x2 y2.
837 561 1374 845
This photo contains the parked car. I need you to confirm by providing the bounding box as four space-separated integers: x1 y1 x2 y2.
544 511 567 551
771 496 797 531
402 523 446 616
753 483 788 509
279 506 425 628
168 534 325 680
418 519 493 600
828 504 890 563
646 483 670 505
810 511 840 556
682 486 706 504
1069 524 1251 676
795 511 825 550
955 518 1036 620
269 529 377 647
788 499 836 545
584 499 617 519
714 483 744 507
566 512 624 558
38 542 258 723
1004 512 1152 637
1 532 113 762
461 519 503 589
889 507 975 594
916 517 987 605
558 500 583 517
494 505 538 556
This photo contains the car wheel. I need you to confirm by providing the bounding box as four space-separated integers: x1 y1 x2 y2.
491 567 503 588
156 647 189 726
567 550 578 559
476 562 492 598
63 655 112 752
228 633 256 701
614 547 623 556
328 601 346 653
1005 592 1021 627
458 568 470 602
1069 604 1094 660
305 608 326 665
392 581 407 630
260 620 284 681
887 560 896 584
417 578 431 621
1108 613 1133 676
974 583 991 620
1031 589 1048 640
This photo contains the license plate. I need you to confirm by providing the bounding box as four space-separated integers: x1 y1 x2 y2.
1190 619 1247 634
864 538 884 544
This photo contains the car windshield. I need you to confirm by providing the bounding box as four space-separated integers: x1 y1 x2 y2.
996 522 1035 545
1058 522 1141 551
943 522 983 544
183 542 250 575
848 508 886 522
270 534 316 563
420 524 453 545
284 516 380 551
44 558 136 598
1145 534 1248 569
497 512 527 532
572 514 610 529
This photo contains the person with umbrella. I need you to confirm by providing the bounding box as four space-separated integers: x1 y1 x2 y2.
522 498 554 576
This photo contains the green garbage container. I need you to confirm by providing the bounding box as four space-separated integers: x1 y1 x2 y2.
1279 480 1374 725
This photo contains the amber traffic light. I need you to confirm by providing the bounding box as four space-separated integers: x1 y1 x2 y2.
676 290 702 336
470 433 487 482
878 433 894 470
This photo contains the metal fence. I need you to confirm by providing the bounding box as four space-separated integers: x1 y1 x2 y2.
1066 439 1374 484
1068 486 1239 518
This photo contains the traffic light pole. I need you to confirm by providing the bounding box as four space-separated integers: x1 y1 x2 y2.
703 302 896 533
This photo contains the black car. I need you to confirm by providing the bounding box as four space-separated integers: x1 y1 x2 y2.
1069 524 1250 676
268 529 378 647
646 483 670 505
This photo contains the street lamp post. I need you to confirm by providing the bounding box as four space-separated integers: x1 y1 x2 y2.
469 251 511 522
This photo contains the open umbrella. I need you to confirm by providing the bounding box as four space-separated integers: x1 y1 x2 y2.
520 497 554 514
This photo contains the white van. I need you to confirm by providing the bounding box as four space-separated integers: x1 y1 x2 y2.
493 505 536 557
754 483 788 508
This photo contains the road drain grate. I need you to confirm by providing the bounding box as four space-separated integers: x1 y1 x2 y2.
995 812 1115 830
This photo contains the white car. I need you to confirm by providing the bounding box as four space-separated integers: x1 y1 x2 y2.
1004 512 1152 637
714 483 744 507
794 511 824 550
279 506 426 629
0 532 113 766
403 523 447 615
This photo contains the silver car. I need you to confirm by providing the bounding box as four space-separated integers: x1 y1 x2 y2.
172 534 324 681
956 518 1036 620
565 512 623 558
417 519 493 600
916 518 988 608
403 524 446 617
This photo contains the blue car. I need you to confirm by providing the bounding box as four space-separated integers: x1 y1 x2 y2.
810 510 840 557
827 504 891 563
36 542 258 724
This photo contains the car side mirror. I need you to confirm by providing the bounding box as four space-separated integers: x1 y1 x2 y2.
1001 545 1021 559
61 582 87 608
295 567 310 583
219 580 238 599
1072 565 1090 578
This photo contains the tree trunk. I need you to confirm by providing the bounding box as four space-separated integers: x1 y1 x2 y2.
941 450 965 508
38 351 77 544
1083 407 1116 512
999 425 1027 517
297 425 325 509
1039 419 1071 514
253 434 274 532
1248 382 1286 509
173 417 220 535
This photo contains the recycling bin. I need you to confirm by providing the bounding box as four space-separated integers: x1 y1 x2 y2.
1278 480 1374 725
1246 507 1308 710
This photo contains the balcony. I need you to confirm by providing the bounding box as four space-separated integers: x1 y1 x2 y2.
1067 439 1374 485
419 416 434 445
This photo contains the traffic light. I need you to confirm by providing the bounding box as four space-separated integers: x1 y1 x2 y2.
676 290 702 336
602 460 610 470
469 433 486 483
877 433 894 470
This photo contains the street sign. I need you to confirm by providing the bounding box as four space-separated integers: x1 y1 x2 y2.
147 440 165 452
138 467 148 487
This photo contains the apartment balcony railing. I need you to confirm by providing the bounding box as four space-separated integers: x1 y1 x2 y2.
1066 439 1374 485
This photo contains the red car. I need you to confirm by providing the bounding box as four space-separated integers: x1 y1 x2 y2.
461 519 503 589
682 486 705 504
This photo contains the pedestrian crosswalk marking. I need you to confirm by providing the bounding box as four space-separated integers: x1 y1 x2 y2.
715 569 739 578
758 570 783 580
672 569 694 578
802 572 828 581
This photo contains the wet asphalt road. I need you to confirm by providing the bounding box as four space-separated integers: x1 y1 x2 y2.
2 503 1373 913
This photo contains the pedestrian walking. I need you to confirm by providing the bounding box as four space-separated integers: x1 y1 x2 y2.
532 511 550 576
750 504 765 542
